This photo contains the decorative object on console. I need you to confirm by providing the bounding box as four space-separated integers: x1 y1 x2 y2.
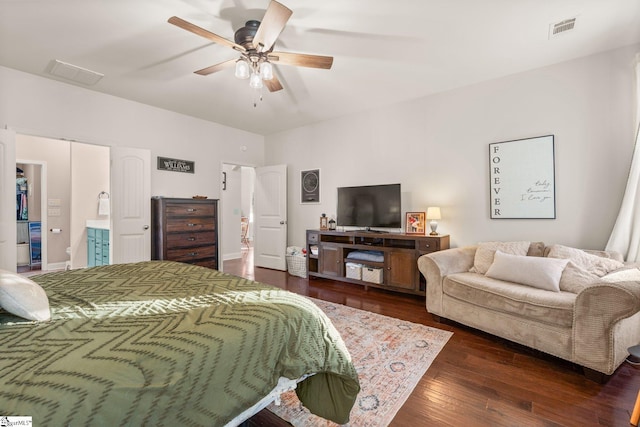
320 213 328 230
489 135 555 219
406 212 426 235
301 169 320 203
426 206 441 235
328 218 336 230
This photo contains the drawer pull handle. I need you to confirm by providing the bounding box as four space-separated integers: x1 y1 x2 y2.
188 223 196 227
187 237 196 241
187 208 196 212
188 252 198 256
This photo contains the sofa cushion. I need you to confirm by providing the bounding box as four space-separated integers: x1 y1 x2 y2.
558 263 599 294
547 244 624 277
486 251 569 292
469 241 531 274
443 272 575 328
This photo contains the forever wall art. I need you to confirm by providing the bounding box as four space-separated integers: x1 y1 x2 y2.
489 135 556 219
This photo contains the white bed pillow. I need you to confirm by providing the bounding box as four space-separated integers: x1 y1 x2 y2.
485 250 569 292
0 269 51 321
546 244 624 277
470 241 531 275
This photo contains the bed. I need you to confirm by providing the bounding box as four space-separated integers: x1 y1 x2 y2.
0 261 360 425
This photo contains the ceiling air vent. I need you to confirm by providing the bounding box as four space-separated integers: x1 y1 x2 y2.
48 60 104 85
549 17 577 39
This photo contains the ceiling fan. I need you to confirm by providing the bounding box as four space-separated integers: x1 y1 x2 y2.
168 0 333 95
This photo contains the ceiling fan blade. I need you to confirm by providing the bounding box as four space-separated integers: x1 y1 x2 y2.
252 1 292 52
168 16 246 53
264 74 284 92
269 51 333 69
194 59 237 76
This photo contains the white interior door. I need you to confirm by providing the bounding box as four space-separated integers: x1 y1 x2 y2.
111 147 151 264
0 128 17 271
254 164 287 270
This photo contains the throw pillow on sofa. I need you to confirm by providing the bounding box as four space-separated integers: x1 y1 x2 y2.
485 250 569 292
470 241 531 274
546 244 624 277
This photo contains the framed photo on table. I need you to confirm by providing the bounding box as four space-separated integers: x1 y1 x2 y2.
405 212 426 235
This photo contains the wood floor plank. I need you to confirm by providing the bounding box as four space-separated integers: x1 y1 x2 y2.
228 255 640 427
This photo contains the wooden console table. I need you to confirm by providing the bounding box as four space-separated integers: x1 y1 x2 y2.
306 229 449 296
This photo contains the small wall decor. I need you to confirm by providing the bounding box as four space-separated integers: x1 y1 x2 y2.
157 156 195 174
301 169 320 203
405 212 426 235
489 135 555 219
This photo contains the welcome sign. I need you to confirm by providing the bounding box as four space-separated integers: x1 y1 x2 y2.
157 156 195 174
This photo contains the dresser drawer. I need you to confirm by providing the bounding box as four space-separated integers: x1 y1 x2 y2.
166 217 215 233
166 231 216 248
417 238 440 252
165 203 216 218
167 245 217 262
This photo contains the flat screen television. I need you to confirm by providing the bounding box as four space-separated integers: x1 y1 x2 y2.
337 183 401 229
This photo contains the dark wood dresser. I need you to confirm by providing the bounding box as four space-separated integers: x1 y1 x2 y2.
151 197 219 269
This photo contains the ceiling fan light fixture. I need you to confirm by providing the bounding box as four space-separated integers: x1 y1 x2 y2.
235 59 250 79
260 62 273 80
249 72 263 89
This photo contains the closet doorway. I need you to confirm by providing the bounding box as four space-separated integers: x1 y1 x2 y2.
15 161 46 273
221 163 255 269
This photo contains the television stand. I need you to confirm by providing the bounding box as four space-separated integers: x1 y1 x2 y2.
306 229 450 295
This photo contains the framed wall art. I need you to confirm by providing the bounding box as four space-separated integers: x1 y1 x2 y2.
489 135 556 219
405 212 426 235
301 169 320 203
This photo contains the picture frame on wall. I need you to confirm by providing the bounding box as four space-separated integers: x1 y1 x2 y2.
489 135 556 219
405 212 426 235
301 169 320 203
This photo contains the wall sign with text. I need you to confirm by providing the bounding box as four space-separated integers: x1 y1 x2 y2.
157 156 195 174
489 135 555 219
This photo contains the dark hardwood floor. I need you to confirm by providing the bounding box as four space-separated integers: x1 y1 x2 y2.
226 250 640 427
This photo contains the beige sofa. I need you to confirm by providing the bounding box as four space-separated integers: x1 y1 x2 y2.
417 241 640 381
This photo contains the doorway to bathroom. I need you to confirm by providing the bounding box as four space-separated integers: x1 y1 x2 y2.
15 135 110 272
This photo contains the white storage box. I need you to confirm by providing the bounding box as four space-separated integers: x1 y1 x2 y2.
362 266 383 284
345 262 362 280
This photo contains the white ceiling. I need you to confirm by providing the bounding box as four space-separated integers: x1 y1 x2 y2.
1 0 639 136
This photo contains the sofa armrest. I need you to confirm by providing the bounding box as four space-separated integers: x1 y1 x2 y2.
417 246 477 315
573 280 640 374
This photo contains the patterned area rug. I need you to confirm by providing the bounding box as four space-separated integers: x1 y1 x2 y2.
267 298 453 426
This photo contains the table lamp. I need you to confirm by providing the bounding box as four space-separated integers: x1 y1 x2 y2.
426 207 441 236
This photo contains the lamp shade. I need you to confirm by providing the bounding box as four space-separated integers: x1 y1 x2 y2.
235 60 250 79
249 72 263 89
426 207 441 220
260 62 273 80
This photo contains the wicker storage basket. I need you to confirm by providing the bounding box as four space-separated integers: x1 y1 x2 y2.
362 266 383 284
345 262 362 280
286 254 307 278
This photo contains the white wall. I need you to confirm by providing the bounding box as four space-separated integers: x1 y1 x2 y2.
0 65 265 202
0 65 265 262
266 44 640 251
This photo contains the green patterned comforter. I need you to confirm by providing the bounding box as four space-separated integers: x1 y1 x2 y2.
0 261 359 425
